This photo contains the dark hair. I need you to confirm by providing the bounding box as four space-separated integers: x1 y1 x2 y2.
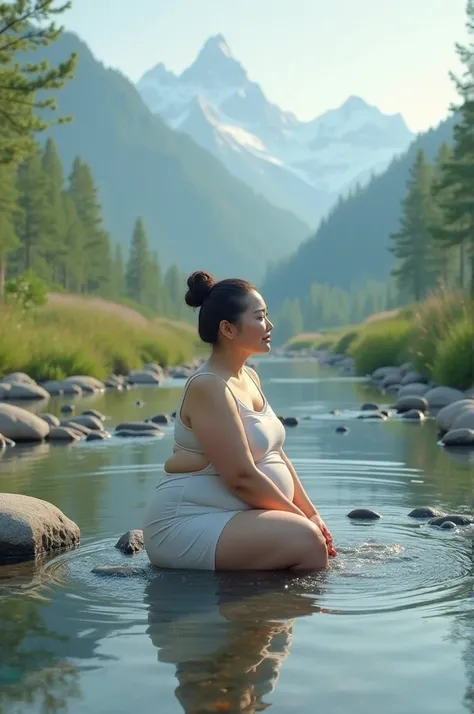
185 270 255 345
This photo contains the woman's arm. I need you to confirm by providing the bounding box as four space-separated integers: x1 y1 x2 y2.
279 449 319 518
185 376 307 518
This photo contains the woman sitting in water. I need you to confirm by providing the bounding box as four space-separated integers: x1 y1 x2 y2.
143 271 336 571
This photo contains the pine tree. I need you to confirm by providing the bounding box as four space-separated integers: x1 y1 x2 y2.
0 1 76 167
68 157 111 293
125 218 151 305
61 192 85 292
41 138 66 284
15 148 48 273
434 0 474 296
431 143 460 287
110 244 125 299
0 166 20 299
389 150 438 301
164 264 185 318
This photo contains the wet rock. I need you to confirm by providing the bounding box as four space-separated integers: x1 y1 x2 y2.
82 409 106 422
280 416 299 427
115 529 144 554
397 383 431 398
91 565 148 577
380 409 394 418
39 413 60 427
395 396 428 414
128 370 161 385
371 366 400 381
408 507 445 519
357 412 387 420
451 410 474 431
115 428 163 438
360 403 379 411
0 434 15 449
0 493 80 564
0 383 11 400
0 381 50 401
384 384 401 394
148 413 172 425
0 404 49 442
424 386 466 408
347 508 382 520
335 425 349 434
59 420 91 436
399 362 415 376
115 421 162 433
105 373 125 389
440 521 457 530
0 372 36 385
48 426 83 442
429 514 474 527
401 409 425 422
86 431 111 442
64 375 105 393
400 370 428 386
382 374 401 389
441 428 474 447
436 400 474 434
41 380 82 396
60 404 75 414
63 414 104 431
466 387 474 399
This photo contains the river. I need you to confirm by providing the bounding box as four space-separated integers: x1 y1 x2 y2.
0 357 473 714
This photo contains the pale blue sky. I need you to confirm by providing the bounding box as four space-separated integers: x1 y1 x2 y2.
61 0 467 132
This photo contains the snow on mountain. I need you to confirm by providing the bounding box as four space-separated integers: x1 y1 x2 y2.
137 35 414 227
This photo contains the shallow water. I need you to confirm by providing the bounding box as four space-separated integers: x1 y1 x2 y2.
1 358 474 714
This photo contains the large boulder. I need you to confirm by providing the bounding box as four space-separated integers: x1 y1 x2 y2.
1 381 50 401
397 383 431 397
436 400 474 434
127 370 161 385
451 410 474 431
64 375 105 392
0 493 80 563
0 372 36 385
41 380 83 396
400 370 428 386
0 404 50 442
424 386 466 408
394 395 428 413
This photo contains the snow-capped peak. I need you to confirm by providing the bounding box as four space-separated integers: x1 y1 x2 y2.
137 37 414 228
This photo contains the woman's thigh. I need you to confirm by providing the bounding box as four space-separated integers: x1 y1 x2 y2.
215 510 328 571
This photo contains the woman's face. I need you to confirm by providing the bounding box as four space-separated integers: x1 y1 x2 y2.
222 289 273 355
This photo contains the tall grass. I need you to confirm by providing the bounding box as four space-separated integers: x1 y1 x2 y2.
347 318 412 375
0 300 201 381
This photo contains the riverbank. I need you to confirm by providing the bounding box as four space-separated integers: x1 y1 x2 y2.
285 289 474 391
0 293 202 382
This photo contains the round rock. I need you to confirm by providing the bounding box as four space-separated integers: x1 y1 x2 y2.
39 413 61 427
440 521 457 530
408 507 445 519
0 493 80 564
48 426 83 442
395 396 428 414
86 431 111 442
441 428 474 447
360 403 379 411
429 514 474 527
347 508 382 520
0 404 50 442
148 413 172 425
115 421 162 433
60 404 75 414
401 409 425 422
336 425 349 434
436 400 474 433
115 429 163 438
81 409 106 421
280 416 299 427
115 529 144 555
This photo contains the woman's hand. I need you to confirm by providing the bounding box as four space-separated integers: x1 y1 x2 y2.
310 514 337 558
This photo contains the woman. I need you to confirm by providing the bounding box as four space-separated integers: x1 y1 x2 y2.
143 270 336 571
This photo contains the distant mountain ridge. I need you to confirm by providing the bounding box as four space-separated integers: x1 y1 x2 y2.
137 34 414 227
262 115 455 309
38 32 310 282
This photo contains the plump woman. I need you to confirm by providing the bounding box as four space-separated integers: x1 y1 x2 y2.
143 271 336 571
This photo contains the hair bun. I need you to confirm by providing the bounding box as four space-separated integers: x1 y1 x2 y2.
185 270 216 308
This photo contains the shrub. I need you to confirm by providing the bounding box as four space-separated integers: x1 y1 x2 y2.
432 317 474 390
348 318 412 375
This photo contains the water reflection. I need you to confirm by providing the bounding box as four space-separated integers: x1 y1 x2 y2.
0 588 80 714
145 571 321 713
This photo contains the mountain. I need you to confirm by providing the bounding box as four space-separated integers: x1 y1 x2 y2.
137 35 414 227
261 116 455 308
36 33 310 282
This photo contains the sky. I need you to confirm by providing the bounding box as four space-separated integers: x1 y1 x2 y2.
60 0 468 133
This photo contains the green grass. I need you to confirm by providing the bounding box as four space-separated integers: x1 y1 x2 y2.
347 318 412 375
0 300 201 381
432 316 474 390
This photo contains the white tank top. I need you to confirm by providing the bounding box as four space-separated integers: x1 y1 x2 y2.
173 368 286 475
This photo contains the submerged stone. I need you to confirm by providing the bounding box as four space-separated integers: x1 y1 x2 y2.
335 425 349 434
91 565 147 577
408 507 445 519
440 521 457 530
347 508 382 520
429 514 474 527
115 529 144 555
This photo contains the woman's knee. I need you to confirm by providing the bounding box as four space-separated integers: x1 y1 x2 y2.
292 523 328 570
